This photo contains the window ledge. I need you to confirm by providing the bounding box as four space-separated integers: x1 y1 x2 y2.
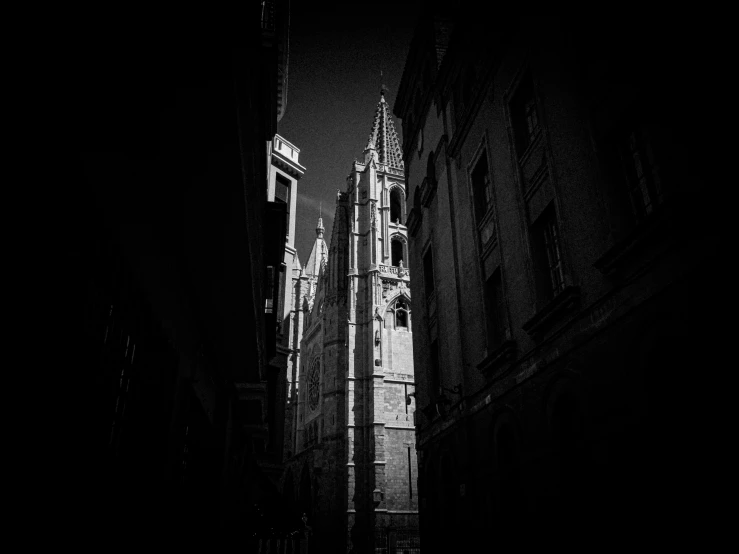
522 285 580 336
477 339 517 380
593 208 666 276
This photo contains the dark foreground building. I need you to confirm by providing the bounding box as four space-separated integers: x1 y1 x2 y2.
395 5 718 550
61 2 307 550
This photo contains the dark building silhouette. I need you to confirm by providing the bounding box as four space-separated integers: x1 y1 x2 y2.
64 1 307 549
395 4 717 550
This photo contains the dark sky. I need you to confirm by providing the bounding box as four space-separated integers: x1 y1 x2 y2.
278 0 421 265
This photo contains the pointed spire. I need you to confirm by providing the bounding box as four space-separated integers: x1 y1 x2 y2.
363 91 404 170
316 206 325 238
306 208 328 277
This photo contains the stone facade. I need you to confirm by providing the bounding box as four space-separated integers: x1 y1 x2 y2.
282 94 420 553
395 5 715 551
267 133 305 474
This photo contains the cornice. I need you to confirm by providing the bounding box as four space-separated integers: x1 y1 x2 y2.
272 150 305 178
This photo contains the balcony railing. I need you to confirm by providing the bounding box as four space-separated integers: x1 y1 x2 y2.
378 264 409 278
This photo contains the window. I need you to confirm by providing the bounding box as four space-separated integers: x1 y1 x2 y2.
617 126 663 222
510 71 539 157
471 150 493 223
484 268 506 349
275 174 291 239
390 187 404 223
391 237 405 267
531 203 565 302
423 248 435 298
265 265 275 313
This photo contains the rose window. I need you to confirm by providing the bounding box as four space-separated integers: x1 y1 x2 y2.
308 359 320 412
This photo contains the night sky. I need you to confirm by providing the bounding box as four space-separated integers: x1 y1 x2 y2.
278 0 421 266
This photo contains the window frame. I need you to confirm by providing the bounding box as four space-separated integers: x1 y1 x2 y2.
467 137 497 253
391 234 407 267
389 185 406 224
531 203 566 303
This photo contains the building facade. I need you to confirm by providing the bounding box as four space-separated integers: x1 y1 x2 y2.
395 5 715 550
282 93 421 554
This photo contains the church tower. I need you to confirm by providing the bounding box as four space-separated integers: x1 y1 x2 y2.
282 92 419 554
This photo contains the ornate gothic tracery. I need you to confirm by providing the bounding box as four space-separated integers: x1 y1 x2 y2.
386 296 411 330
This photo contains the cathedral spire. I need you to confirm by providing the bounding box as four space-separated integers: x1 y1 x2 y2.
305 209 328 277
316 205 325 238
362 91 404 170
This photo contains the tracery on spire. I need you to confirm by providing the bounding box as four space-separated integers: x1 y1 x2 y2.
364 93 404 170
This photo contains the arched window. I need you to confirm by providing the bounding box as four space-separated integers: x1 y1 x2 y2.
391 238 405 267
387 296 411 330
390 187 404 223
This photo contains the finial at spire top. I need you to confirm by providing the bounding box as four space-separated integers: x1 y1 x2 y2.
380 69 388 100
316 206 325 237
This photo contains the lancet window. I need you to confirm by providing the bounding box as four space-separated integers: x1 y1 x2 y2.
391 235 407 267
390 186 405 223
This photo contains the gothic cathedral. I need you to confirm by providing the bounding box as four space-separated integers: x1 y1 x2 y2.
282 92 419 553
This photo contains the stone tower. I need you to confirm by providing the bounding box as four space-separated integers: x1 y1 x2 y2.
282 92 419 554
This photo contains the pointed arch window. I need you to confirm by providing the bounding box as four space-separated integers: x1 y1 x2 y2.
391 236 407 267
390 187 405 223
387 297 411 331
